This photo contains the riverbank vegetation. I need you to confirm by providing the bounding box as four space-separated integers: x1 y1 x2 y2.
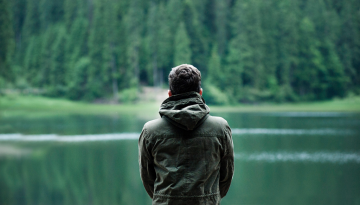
0 0 359 104
1 94 359 118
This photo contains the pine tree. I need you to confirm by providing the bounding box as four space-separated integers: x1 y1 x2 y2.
65 18 89 92
259 1 279 99
353 0 360 92
22 0 41 38
112 0 128 91
166 0 182 32
223 34 244 102
182 0 209 71
124 0 144 88
338 0 360 93
67 57 90 100
37 27 54 87
225 0 255 101
174 22 192 66
64 0 80 29
322 40 347 98
295 17 325 100
157 3 173 83
214 0 229 56
144 2 159 86
11 0 26 63
23 35 42 86
49 25 67 96
102 0 119 101
207 44 222 86
0 0 15 84
87 0 111 100
276 0 300 101
158 0 183 77
4 0 360 102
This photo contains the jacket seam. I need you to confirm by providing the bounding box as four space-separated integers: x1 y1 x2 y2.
153 192 220 198
148 134 226 139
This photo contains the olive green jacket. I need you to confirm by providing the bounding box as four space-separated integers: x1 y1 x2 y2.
139 92 234 205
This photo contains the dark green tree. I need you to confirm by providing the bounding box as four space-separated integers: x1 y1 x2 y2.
0 0 15 84
3 0 360 102
143 2 159 86
183 0 209 71
125 0 144 88
295 17 325 100
214 0 229 56
174 22 192 66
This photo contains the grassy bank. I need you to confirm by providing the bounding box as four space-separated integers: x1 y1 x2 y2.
1 94 360 118
0 95 160 118
211 96 360 113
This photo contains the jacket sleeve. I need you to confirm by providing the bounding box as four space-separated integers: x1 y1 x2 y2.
138 128 156 199
219 124 234 198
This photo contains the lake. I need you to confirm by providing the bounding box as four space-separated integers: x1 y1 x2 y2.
0 111 359 205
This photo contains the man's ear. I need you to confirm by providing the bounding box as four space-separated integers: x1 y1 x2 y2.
199 88 203 96
168 90 172 97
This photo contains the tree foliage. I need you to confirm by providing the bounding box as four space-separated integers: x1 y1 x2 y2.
0 0 359 103
0 0 14 83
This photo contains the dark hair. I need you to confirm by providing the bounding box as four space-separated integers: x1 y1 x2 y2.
168 64 201 95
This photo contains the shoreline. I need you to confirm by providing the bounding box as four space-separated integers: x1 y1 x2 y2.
1 95 359 117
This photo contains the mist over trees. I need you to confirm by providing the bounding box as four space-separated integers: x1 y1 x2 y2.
0 0 359 103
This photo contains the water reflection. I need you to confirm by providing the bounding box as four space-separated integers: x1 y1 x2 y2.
0 133 139 142
232 128 355 135
0 112 359 205
235 152 360 163
0 127 355 142
0 141 151 205
259 112 354 117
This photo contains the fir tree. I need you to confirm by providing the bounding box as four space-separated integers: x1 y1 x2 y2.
174 22 192 66
0 0 15 83
214 0 229 56
125 0 144 88
3 0 360 101
144 2 159 86
295 17 325 100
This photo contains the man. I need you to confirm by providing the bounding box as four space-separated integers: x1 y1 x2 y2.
139 64 234 205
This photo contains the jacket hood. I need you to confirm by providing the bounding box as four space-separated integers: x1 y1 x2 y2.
159 91 210 131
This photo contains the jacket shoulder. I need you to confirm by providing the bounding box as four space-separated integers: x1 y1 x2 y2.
142 115 230 139
206 115 229 127
143 118 168 132
142 118 178 138
193 115 231 138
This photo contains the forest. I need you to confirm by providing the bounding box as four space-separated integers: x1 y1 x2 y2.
0 0 359 104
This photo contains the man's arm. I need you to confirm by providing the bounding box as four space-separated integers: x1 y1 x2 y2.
219 124 234 198
138 128 156 199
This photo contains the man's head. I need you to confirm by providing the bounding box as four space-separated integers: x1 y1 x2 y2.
168 64 202 96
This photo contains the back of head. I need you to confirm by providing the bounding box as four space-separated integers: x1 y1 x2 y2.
168 64 201 95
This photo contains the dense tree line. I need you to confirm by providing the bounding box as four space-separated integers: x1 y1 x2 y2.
0 0 359 103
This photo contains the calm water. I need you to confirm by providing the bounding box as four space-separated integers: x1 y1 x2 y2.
0 112 359 205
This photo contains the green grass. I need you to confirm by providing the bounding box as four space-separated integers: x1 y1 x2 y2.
0 94 159 118
211 98 360 113
1 94 360 118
